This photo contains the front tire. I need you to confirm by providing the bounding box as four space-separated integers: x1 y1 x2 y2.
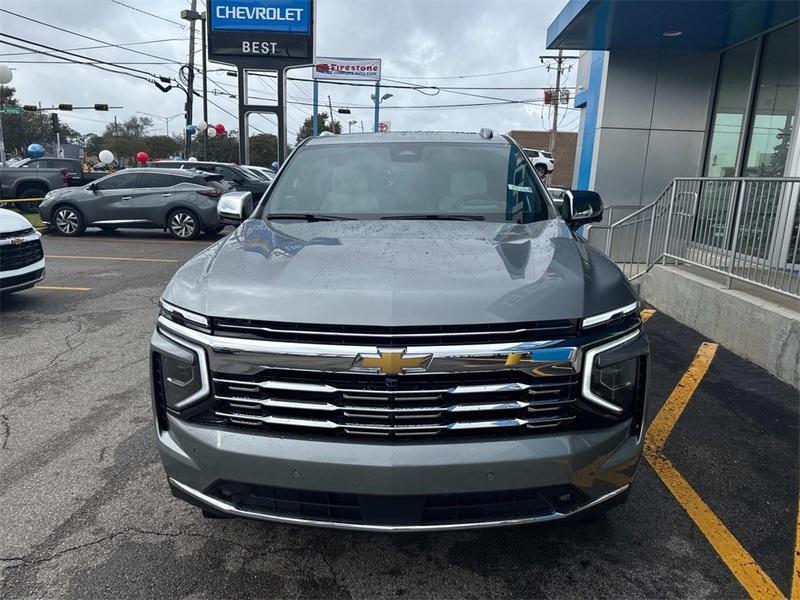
168 209 200 240
534 164 548 179
203 225 225 236
53 205 85 236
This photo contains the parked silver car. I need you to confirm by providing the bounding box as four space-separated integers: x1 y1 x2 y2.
38 168 230 240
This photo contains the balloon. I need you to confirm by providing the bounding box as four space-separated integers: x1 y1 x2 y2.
136 151 149 164
214 123 225 134
197 121 208 131
0 64 12 85
188 156 198 162
27 143 45 158
207 127 217 138
98 150 114 165
186 124 197 134
271 161 279 171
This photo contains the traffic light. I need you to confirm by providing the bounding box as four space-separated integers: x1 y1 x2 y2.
22 105 38 112
58 103 73 111
51 113 60 133
94 103 109 111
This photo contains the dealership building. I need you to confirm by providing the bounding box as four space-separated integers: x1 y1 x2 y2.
547 0 799 203
546 0 799 387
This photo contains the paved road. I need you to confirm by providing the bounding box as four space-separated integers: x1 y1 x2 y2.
1 229 797 599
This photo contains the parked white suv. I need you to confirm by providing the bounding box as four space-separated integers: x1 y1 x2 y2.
524 148 554 178
0 208 45 295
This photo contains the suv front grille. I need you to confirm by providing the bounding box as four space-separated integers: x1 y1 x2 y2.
210 318 578 345
198 369 579 439
0 239 44 271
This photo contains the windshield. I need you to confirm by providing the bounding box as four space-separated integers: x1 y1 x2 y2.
264 142 552 223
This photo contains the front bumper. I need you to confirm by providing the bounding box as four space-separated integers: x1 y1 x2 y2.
157 414 642 531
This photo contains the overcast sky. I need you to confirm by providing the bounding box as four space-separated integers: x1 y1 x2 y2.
0 0 576 141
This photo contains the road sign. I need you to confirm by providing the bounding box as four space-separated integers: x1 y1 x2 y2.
313 57 381 82
0 107 23 114
378 121 391 133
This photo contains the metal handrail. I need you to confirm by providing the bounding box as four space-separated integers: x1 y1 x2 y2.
600 176 800 299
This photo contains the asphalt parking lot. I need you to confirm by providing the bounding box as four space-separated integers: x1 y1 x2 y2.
1 229 797 600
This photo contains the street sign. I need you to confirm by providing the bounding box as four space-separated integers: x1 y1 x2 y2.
378 121 391 133
207 0 314 68
0 107 23 114
313 57 381 82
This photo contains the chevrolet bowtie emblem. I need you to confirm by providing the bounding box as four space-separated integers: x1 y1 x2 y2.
352 348 433 375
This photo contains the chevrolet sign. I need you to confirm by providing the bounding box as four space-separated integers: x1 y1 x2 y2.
211 0 310 33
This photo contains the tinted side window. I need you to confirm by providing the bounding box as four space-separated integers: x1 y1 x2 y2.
96 173 139 190
217 167 238 181
525 150 539 158
138 173 176 188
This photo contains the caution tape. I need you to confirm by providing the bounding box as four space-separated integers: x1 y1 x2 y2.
0 197 44 204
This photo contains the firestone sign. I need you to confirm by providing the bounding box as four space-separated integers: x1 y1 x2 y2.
207 0 314 68
313 57 381 82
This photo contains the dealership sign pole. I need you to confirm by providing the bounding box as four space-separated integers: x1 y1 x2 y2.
207 0 315 164
312 57 381 136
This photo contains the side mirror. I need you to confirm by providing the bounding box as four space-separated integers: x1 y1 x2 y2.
562 189 603 229
217 191 253 225
88 182 98 192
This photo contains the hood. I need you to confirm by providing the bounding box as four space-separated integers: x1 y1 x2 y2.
0 208 35 233
163 218 637 326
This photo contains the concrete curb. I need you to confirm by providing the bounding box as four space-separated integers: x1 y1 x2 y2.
638 265 800 389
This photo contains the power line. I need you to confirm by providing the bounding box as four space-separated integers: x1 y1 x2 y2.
1 60 181 65
0 37 187 58
0 38 156 84
384 64 547 80
106 0 188 29
0 33 175 82
0 9 185 64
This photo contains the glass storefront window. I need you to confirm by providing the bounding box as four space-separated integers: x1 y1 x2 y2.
743 21 799 177
704 41 757 177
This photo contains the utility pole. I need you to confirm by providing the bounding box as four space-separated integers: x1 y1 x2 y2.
539 51 577 185
201 11 209 160
184 0 198 159
327 95 334 132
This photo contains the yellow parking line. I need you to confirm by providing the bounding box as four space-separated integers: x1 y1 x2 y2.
53 238 212 246
641 308 656 322
646 342 717 451
46 255 178 263
35 285 91 291
644 341 785 600
645 451 784 599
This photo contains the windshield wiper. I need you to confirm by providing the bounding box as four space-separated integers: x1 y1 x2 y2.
267 213 357 222
380 214 485 221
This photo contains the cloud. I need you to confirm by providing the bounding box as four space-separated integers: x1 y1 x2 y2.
0 0 574 143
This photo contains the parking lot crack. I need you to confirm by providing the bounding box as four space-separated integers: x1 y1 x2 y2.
5 319 84 387
0 414 9 449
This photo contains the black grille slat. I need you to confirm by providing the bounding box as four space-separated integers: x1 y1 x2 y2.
211 317 578 345
0 268 43 290
0 240 44 271
207 480 590 525
0 228 34 240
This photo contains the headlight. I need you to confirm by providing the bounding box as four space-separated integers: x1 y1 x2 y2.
582 330 647 415
153 329 209 411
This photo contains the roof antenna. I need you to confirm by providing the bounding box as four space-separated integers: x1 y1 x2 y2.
479 128 494 139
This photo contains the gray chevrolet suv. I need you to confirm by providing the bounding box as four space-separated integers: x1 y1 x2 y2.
39 168 229 239
151 131 648 531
